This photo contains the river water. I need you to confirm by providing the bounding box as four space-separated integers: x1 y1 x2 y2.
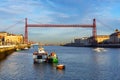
0 46 120 80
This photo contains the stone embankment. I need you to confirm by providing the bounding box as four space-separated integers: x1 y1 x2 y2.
0 44 31 60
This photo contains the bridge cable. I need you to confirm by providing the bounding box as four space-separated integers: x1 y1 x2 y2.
97 19 115 31
2 18 24 31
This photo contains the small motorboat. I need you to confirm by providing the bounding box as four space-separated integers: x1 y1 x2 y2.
93 48 106 52
33 46 48 63
56 64 65 70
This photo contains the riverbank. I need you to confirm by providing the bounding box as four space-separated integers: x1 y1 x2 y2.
0 47 15 60
90 44 120 48
0 44 31 60
63 43 120 48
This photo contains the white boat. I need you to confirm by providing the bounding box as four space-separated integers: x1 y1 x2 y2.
33 46 48 63
24 47 28 50
93 48 106 52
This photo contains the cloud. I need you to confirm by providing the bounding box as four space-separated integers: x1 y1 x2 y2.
0 0 43 16
0 0 120 43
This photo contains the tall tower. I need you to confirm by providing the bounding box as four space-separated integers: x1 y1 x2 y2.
93 18 97 44
24 18 28 43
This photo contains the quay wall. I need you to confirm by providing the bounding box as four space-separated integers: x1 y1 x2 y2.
93 44 120 48
0 47 16 60
0 44 31 60
63 43 120 48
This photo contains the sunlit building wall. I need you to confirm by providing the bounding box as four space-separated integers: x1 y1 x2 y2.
0 36 2 45
5 34 23 44
88 35 109 44
0 32 8 45
96 35 110 43
0 32 8 37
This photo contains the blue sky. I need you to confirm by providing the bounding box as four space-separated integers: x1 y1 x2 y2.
0 0 120 44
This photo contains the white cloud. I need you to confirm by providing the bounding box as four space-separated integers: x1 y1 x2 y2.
0 0 120 43
0 0 43 15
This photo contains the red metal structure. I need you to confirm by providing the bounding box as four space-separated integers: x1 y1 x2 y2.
24 18 96 43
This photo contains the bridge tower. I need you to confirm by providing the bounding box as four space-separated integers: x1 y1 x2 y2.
24 18 28 44
93 18 97 44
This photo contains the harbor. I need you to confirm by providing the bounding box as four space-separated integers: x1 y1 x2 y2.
0 0 120 80
0 46 120 80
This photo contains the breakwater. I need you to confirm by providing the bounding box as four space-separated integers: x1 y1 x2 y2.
0 44 31 60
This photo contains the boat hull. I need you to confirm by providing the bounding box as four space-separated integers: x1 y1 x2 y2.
33 51 58 63
33 59 46 63
56 64 65 70
33 52 47 63
47 58 58 63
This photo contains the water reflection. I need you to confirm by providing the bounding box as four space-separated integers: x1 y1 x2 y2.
91 48 120 80
33 63 65 80
1 46 120 80
94 54 110 67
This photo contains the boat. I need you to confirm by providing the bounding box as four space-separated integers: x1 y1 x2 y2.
33 46 58 63
24 47 28 50
56 64 65 70
93 48 106 52
46 52 58 63
33 46 48 63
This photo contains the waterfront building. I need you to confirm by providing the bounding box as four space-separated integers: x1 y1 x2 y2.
74 37 89 45
0 32 8 45
0 36 3 45
0 32 24 45
0 32 8 37
96 35 110 43
88 35 109 44
109 29 120 44
74 38 81 43
4 34 24 45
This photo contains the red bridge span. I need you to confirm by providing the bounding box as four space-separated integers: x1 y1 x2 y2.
24 18 97 43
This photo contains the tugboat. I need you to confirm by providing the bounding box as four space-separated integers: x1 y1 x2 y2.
46 52 58 63
33 46 48 63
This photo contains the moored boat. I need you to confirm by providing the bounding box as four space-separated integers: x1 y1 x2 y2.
24 47 28 50
56 64 65 70
33 46 58 63
46 52 58 63
33 46 48 63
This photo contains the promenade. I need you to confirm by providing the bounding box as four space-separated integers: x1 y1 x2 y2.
0 44 30 60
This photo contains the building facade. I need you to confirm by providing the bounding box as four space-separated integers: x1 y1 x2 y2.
74 37 89 45
0 32 24 45
109 29 120 44
5 34 23 44
0 32 8 37
96 35 110 43
88 35 109 44
0 32 8 45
